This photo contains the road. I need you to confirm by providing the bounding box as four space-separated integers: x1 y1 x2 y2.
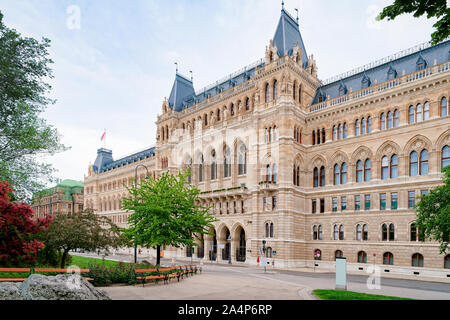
71 251 450 300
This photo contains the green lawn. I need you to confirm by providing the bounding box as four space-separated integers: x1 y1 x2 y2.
312 289 415 300
70 255 129 268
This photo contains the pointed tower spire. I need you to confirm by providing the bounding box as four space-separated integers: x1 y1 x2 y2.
281 1 284 11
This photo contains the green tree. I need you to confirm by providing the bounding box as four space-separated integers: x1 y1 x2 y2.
39 210 129 268
415 166 450 254
377 0 449 45
122 170 217 266
0 10 67 200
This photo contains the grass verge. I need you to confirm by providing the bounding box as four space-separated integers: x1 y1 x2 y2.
312 289 415 300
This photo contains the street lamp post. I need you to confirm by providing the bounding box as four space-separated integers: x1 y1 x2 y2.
262 240 266 273
134 164 150 264
227 235 232 264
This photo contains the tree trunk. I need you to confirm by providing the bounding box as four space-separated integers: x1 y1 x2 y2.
60 249 69 268
156 245 161 266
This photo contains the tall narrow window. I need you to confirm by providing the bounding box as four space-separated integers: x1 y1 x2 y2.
312 130 315 145
391 192 398 210
364 159 371 182
265 83 270 103
238 144 247 175
409 106 415 124
338 124 343 140
356 160 363 183
341 162 347 184
361 118 366 135
380 193 386 210
322 128 326 143
380 113 386 130
318 225 323 240
356 225 362 240
343 123 348 138
393 109 399 127
381 156 389 180
272 164 277 183
341 196 347 210
334 164 340 185
416 104 423 122
420 149 428 175
332 198 338 212
313 167 319 188
367 116 372 133
410 151 418 176
355 195 361 211
333 225 339 240
320 166 325 187
387 111 393 129
317 129 321 145
339 225 344 240
223 146 231 178
211 150 217 180
424 102 430 120
313 225 318 240
441 97 448 117
355 120 360 136
391 154 398 178
246 97 250 111
333 125 337 141
273 80 278 100
363 224 368 240
408 191 416 209
364 194 371 210
266 164 271 182
443 145 450 168
312 199 317 213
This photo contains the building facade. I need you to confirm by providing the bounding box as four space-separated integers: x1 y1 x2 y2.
84 7 450 276
32 179 84 217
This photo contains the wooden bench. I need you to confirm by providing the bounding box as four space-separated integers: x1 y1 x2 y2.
0 268 31 282
33 268 94 282
134 268 166 287
189 264 202 274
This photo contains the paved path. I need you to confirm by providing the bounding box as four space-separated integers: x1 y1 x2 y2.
72 252 450 300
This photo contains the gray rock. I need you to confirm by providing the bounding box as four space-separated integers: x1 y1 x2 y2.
15 274 111 300
0 282 22 300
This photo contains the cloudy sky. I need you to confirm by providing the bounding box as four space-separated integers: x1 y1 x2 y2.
0 0 437 185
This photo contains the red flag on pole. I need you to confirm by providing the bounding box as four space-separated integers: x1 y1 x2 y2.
101 131 106 141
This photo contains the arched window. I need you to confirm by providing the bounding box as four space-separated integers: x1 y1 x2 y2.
343 123 348 138
266 164 271 181
312 130 316 145
361 118 366 135
230 103 234 116
356 160 363 183
246 97 250 111
322 128 325 143
265 128 269 143
356 224 362 240
333 225 339 240
265 223 270 238
204 114 208 126
409 106 415 124
317 129 321 145
266 247 273 258
357 251 367 263
270 223 274 238
273 126 278 141
273 80 278 100
334 164 340 185
210 150 217 180
364 159 371 182
387 111 393 129
442 145 450 169
382 223 395 241
381 156 389 180
320 166 325 187
339 225 344 240
410 151 418 176
424 102 430 120
199 154 204 182
412 253 424 267
335 250 343 260
265 83 270 103
410 223 423 242
333 125 337 141
272 164 277 183
393 109 399 127
318 225 323 240
389 223 395 241
380 113 386 130
314 249 321 260
391 154 398 178
269 127 273 142
238 144 247 175
416 104 423 122
298 85 302 104
295 166 300 186
355 120 360 136
420 149 428 175
383 252 394 265
338 124 343 140
441 97 448 117
341 163 347 184
313 225 318 240
367 116 372 133
363 224 368 240
223 146 231 178
293 82 296 100
313 167 319 188
217 109 221 121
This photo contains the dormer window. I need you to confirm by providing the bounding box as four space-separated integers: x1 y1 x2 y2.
416 55 427 71
338 81 347 96
387 64 397 80
361 73 371 89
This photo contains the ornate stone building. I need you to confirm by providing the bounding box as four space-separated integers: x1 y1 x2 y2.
32 180 84 218
84 7 450 276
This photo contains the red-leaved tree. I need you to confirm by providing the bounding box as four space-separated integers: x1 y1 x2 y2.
0 181 52 266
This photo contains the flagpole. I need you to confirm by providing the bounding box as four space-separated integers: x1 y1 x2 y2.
104 128 106 149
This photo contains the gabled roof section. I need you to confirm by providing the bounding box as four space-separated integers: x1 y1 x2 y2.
168 73 195 112
273 8 308 68
99 147 155 173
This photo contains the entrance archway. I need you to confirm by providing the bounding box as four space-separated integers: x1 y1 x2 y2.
236 228 246 262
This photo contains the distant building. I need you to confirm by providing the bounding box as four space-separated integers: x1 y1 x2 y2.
32 180 84 218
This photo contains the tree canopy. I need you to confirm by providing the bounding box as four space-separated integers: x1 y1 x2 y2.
39 210 129 268
0 10 67 200
122 170 217 265
415 166 450 254
378 0 449 45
